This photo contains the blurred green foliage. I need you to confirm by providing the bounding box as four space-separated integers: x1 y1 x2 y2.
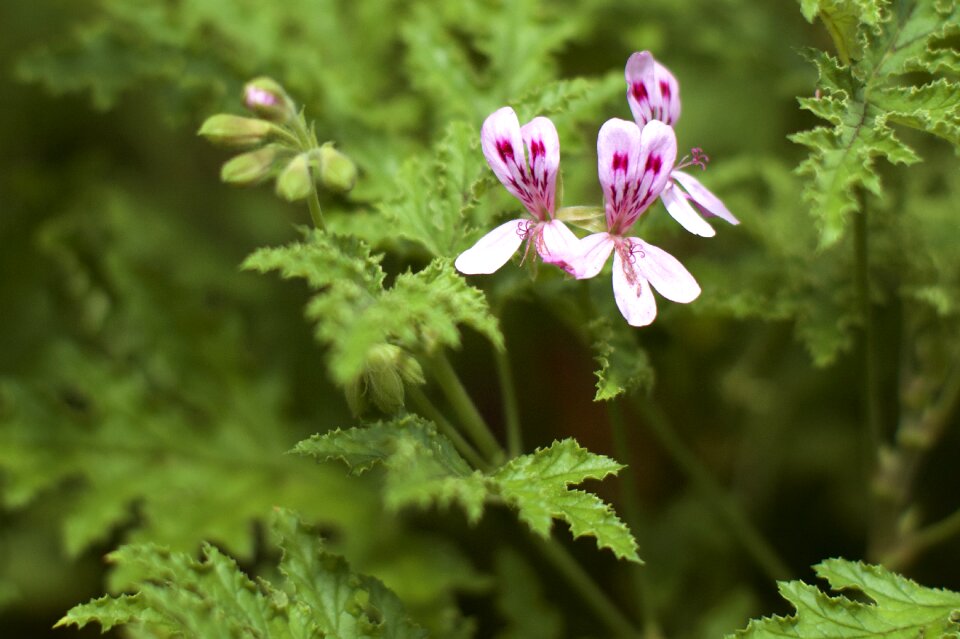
1 0 959 638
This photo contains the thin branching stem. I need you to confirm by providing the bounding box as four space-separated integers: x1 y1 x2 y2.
631 397 791 581
532 532 641 639
608 402 662 639
855 204 882 451
408 386 490 472
427 351 505 465
494 347 523 458
289 113 327 231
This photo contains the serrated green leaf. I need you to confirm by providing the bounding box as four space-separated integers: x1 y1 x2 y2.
730 558 960 639
492 440 639 561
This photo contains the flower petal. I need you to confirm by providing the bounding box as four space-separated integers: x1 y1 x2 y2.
625 51 681 126
597 118 643 231
521 116 560 216
481 107 538 215
629 238 701 304
661 182 717 237
570 232 615 280
454 219 526 275
671 170 740 225
537 219 578 274
612 249 657 327
619 120 677 230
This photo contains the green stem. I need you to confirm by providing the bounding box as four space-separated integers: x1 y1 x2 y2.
855 206 882 450
533 534 640 639
408 386 489 472
884 505 960 571
289 113 327 231
632 397 791 582
427 352 505 465
494 347 523 458
306 185 327 231
608 402 661 639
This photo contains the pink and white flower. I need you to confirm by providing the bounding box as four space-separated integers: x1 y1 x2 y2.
570 119 700 327
455 107 578 275
625 51 739 237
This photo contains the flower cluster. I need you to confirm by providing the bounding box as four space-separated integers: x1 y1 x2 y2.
456 51 739 327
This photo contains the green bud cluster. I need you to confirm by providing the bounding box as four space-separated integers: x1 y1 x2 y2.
198 77 358 201
345 344 425 416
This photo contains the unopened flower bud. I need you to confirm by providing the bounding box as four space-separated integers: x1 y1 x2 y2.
318 144 358 193
276 154 313 202
243 77 295 123
343 345 423 416
198 114 274 147
221 146 279 185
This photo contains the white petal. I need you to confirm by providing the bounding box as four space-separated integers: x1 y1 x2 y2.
612 249 657 327
629 238 701 303
537 219 579 274
661 182 716 237
671 170 739 225
454 219 526 275
521 116 560 215
570 232 615 280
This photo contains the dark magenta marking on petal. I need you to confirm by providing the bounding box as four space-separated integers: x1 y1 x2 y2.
530 138 545 159
631 82 648 103
645 154 662 175
659 80 671 100
612 152 629 173
497 139 514 163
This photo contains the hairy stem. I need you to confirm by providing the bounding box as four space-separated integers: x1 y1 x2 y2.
533 533 640 639
427 352 505 465
608 402 662 639
494 347 523 458
632 397 791 581
408 386 490 472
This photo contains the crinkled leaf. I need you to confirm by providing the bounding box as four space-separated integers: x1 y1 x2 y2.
730 558 960 638
294 416 487 523
59 511 427 639
492 440 639 562
791 0 960 247
589 317 655 401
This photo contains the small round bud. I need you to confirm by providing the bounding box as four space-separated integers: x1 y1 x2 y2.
318 144 358 193
198 114 274 147
243 77 295 123
221 146 279 185
276 154 313 202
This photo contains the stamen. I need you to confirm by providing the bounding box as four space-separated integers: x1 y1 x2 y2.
676 147 711 171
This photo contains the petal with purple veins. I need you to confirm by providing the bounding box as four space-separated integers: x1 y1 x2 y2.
597 118 643 231
480 107 536 213
625 51 681 126
520 117 560 218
